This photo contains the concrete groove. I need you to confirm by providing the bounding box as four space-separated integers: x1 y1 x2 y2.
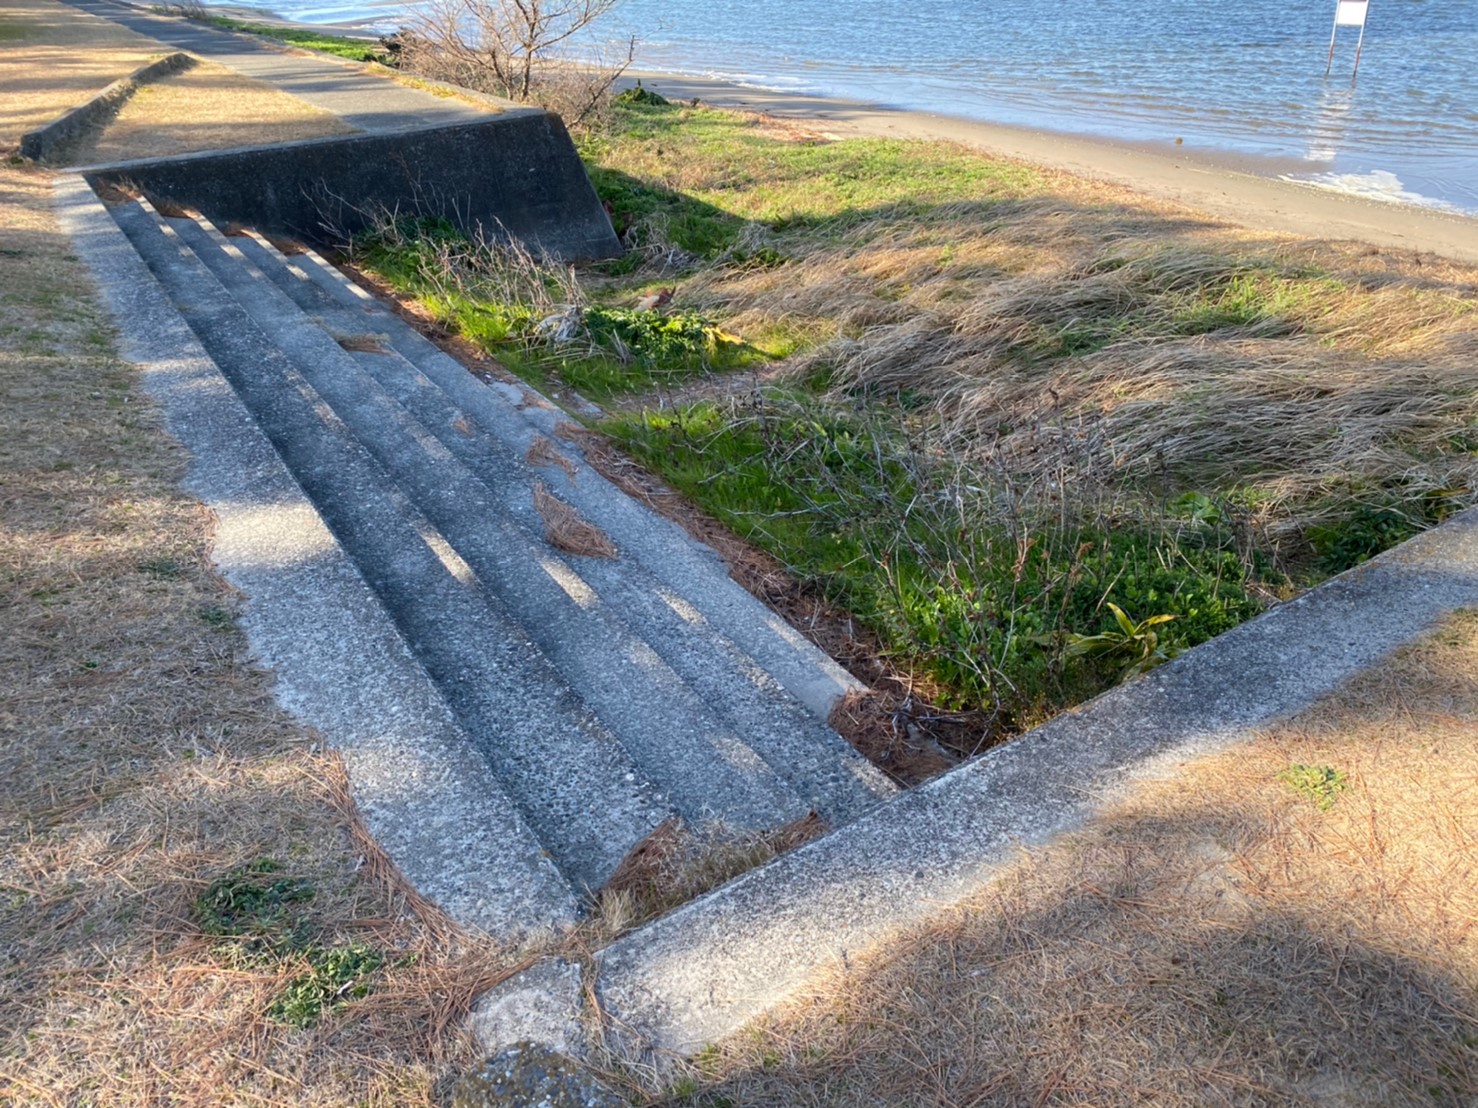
218 228 896 824
108 195 671 891
249 232 868 724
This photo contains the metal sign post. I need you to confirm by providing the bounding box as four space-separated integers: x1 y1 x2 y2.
1325 0 1371 79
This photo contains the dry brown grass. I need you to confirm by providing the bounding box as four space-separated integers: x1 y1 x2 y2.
595 814 827 934
71 59 356 164
670 611 1478 1107
0 0 165 148
677 181 1478 542
526 433 578 476
0 105 512 1106
533 480 617 558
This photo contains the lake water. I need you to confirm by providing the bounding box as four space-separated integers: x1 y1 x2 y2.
213 0 1478 214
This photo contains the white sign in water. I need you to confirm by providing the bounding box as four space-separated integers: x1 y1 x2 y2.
1326 0 1372 78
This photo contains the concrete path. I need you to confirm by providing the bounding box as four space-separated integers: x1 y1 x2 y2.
56 0 489 131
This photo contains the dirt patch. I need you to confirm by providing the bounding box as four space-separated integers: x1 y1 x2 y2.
668 611 1478 1107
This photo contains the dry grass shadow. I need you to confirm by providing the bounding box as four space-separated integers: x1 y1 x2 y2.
662 612 1478 1106
69 59 357 165
0 163 523 1104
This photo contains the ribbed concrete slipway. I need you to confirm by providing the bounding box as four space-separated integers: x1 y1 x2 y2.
57 174 893 935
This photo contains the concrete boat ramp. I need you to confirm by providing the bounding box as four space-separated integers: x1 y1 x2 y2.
43 0 1478 1082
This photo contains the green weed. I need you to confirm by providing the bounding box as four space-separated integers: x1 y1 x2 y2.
1063 604 1178 679
266 943 385 1029
138 557 183 578
1279 764 1349 810
194 859 314 938
194 861 384 1026
198 605 235 631
605 396 1258 723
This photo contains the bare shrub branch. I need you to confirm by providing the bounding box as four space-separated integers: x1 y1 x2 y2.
398 0 635 128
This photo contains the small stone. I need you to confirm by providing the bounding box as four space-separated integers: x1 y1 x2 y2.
450 1043 624 1108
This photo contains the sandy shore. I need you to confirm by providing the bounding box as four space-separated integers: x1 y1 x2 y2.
140 2 1478 264
622 69 1478 266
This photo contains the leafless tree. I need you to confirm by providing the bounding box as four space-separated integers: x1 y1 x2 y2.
400 0 635 127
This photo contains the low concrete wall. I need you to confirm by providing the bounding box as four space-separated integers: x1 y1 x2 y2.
472 504 1478 1067
83 113 621 261
21 52 195 163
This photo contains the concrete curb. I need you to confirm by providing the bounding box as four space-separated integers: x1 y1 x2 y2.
473 507 1478 1063
20 52 195 163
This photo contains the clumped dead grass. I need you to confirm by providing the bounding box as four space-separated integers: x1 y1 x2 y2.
534 479 617 558
669 611 1478 1107
685 197 1478 542
594 814 827 933
526 433 578 476
0 150 510 1104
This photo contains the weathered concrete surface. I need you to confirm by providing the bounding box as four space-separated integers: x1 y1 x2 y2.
55 172 580 936
82 114 620 260
470 961 589 1060
475 506 1478 1061
20 51 195 163
264 239 867 725
452 1043 623 1108
107 195 663 892
57 0 490 133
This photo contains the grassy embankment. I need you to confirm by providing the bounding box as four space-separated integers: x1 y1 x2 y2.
353 93 1478 743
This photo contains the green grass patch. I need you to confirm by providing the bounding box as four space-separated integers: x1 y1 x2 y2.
605 398 1260 719
353 217 769 399
193 859 385 1027
1279 763 1349 810
195 15 393 63
267 943 386 1028
194 858 314 939
582 100 1044 262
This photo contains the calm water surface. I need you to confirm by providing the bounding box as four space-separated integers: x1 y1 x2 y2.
222 0 1478 213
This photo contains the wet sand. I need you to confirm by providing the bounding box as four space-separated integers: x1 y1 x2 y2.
622 69 1478 265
